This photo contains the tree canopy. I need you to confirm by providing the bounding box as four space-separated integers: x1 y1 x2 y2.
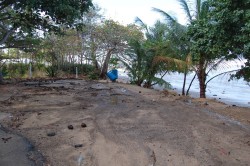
0 0 93 48
208 0 250 82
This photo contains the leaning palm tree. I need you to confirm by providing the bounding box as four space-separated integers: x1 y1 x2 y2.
153 0 225 98
152 6 193 95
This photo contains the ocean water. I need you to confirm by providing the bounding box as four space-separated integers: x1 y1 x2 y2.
117 68 250 108
162 72 250 107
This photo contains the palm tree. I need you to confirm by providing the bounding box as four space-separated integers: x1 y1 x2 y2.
153 0 213 98
122 18 177 88
152 7 193 95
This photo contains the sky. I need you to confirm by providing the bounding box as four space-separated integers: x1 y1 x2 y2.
92 0 188 26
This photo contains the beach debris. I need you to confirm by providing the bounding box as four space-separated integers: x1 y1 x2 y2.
77 152 84 166
1 137 12 143
74 144 83 148
81 123 87 128
121 88 126 92
232 105 237 107
68 125 74 130
47 132 56 137
204 102 209 105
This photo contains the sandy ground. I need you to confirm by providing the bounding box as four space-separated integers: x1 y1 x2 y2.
0 79 250 166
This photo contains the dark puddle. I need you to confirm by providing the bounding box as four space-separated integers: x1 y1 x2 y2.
0 125 45 166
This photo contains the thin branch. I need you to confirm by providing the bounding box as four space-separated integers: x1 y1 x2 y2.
0 28 15 45
206 57 226 75
151 70 168 86
205 69 239 86
186 73 196 95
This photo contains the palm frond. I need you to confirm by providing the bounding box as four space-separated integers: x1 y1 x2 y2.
153 56 187 71
185 53 192 66
151 76 172 89
152 7 178 25
199 1 209 19
177 0 193 22
134 17 148 32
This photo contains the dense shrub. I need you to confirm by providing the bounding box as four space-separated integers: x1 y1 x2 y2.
60 63 95 75
2 63 46 78
3 63 29 78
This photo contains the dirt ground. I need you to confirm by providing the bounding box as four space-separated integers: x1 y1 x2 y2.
0 79 250 166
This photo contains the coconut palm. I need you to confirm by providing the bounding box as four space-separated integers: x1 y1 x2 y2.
153 0 224 98
152 6 193 95
121 18 182 88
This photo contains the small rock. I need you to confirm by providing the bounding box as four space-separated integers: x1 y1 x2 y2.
219 98 221 99
74 144 83 148
232 104 237 107
213 94 217 96
204 102 209 105
1 137 12 143
137 105 140 107
139 91 141 93
47 132 56 137
81 123 87 128
68 125 74 130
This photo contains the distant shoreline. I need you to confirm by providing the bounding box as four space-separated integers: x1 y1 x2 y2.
116 69 250 108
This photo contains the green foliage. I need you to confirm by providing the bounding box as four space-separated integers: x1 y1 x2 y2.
0 0 93 48
45 65 59 78
231 61 250 82
60 63 95 75
122 40 147 86
109 57 119 68
208 0 250 82
87 71 100 80
122 20 176 88
3 63 29 78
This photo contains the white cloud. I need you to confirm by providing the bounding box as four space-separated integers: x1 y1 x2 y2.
93 0 187 26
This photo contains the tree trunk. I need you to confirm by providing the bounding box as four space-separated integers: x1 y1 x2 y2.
186 73 196 96
0 68 3 84
197 57 206 98
100 48 114 79
90 41 99 71
182 69 187 95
